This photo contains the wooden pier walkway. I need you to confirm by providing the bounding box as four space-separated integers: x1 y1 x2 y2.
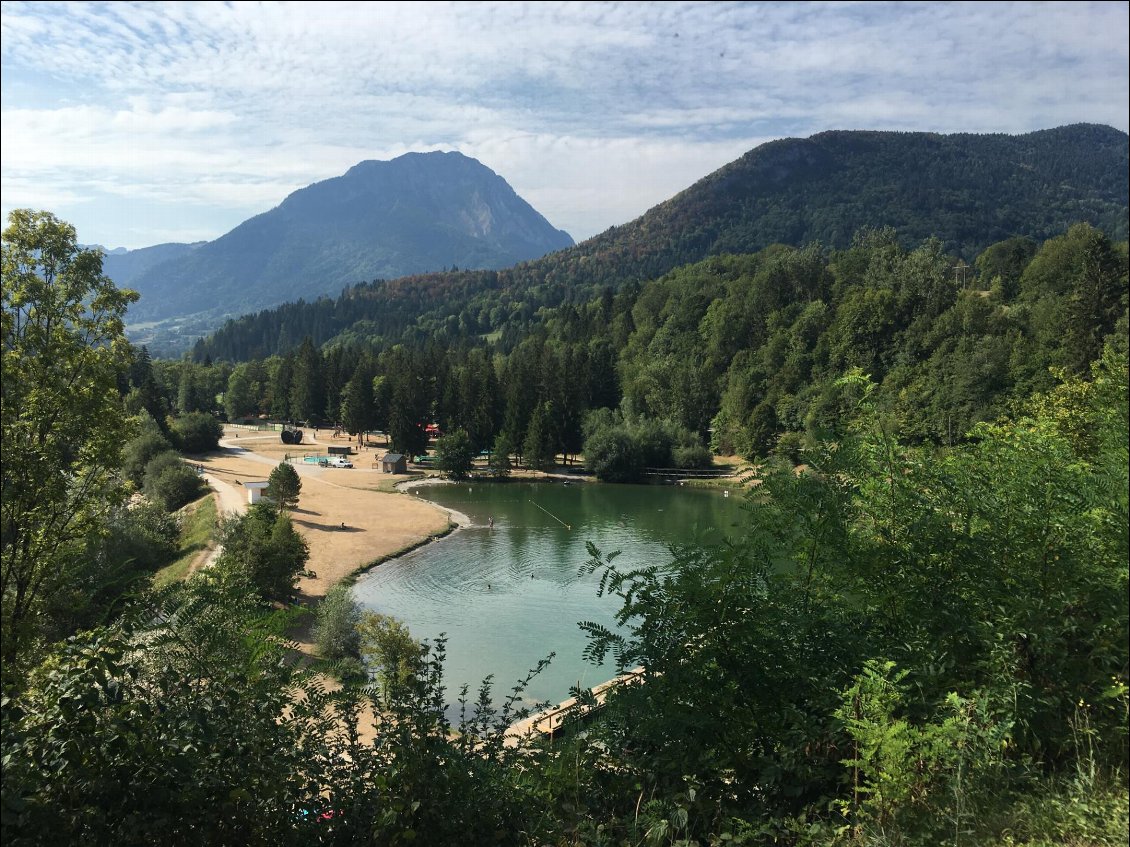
505 667 645 744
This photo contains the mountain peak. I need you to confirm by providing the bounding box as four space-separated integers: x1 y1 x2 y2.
123 153 573 323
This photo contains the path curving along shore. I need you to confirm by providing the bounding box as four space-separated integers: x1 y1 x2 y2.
199 426 452 650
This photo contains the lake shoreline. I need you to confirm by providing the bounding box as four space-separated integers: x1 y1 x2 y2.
351 478 749 710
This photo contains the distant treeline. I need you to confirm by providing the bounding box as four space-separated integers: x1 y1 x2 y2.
135 223 1128 472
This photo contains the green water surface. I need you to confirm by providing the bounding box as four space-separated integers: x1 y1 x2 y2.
351 480 748 713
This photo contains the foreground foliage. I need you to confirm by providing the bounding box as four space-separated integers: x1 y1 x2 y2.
3 351 1125 845
570 352 1128 844
1 211 137 677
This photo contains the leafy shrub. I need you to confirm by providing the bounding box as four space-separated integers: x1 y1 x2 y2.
313 584 361 661
773 430 805 464
121 425 174 487
672 443 713 469
584 411 711 480
171 412 223 454
357 611 425 697
143 451 206 511
435 428 475 478
105 501 181 569
584 425 641 482
215 502 308 601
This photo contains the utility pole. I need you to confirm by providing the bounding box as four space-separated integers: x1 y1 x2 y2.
953 260 970 289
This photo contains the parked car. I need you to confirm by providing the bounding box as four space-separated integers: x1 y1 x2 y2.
324 456 353 468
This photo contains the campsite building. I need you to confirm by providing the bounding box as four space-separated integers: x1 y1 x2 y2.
381 453 408 474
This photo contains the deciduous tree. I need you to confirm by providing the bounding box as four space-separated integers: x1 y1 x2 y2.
215 502 308 602
436 428 475 478
1 210 137 672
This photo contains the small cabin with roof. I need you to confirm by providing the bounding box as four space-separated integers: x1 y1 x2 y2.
243 481 270 505
381 453 407 474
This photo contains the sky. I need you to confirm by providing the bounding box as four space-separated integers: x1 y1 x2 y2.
2 1 1128 251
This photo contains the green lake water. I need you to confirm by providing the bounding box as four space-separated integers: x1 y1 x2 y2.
351 480 748 713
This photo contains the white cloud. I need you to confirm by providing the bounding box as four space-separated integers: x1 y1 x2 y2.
1 0 1126 249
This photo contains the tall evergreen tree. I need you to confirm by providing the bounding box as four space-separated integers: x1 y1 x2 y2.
340 359 376 437
386 350 431 458
1065 226 1125 375
523 401 558 471
289 338 325 424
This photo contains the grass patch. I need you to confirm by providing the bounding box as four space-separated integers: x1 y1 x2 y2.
153 493 218 587
362 472 429 493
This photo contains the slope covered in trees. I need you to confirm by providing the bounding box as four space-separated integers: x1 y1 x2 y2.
192 124 1128 362
4 210 1128 844
166 223 1129 479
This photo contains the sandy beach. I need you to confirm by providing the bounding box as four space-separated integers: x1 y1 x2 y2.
199 426 456 650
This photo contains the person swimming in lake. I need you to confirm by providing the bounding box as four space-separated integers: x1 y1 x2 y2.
488 516 494 529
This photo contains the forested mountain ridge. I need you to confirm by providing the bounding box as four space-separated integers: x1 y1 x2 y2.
123 151 574 323
99 241 202 289
167 222 1128 477
193 124 1128 361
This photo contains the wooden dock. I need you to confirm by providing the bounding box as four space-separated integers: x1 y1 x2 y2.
505 667 645 744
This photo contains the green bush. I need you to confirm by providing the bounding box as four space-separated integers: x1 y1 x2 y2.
313 584 361 661
672 443 713 469
583 425 642 482
44 502 182 639
215 502 308 601
436 428 475 478
357 611 425 698
584 412 711 480
106 501 181 569
773 430 805 464
142 451 206 511
171 412 223 454
121 423 174 487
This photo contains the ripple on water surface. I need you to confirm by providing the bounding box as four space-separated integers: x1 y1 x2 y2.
351 482 747 711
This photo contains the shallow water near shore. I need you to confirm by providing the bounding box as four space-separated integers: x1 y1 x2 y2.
351 480 747 715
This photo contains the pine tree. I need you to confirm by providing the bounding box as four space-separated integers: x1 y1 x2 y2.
267 462 302 510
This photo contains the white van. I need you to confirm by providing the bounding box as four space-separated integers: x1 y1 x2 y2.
321 456 353 468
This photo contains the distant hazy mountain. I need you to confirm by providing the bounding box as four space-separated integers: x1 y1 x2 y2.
123 151 574 322
99 242 202 291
